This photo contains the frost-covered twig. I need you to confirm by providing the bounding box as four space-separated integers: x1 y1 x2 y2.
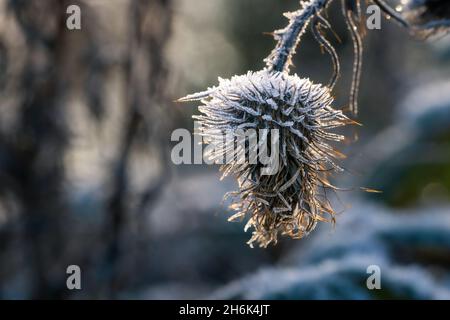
266 0 332 72
342 0 364 114
311 14 340 89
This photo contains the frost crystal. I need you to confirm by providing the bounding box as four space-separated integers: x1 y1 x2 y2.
179 70 350 247
265 0 329 73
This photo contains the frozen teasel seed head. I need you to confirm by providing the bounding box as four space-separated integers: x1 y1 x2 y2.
179 69 351 247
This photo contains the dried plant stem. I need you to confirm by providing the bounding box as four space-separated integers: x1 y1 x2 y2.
266 0 411 114
342 0 363 115
311 14 341 89
266 0 332 73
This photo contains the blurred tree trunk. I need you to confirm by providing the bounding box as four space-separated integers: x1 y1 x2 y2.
5 0 72 299
0 0 172 299
105 0 173 298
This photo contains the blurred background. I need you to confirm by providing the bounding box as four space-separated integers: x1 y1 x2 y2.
0 0 449 299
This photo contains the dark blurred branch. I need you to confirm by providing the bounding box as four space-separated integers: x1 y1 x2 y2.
6 0 71 299
105 0 173 297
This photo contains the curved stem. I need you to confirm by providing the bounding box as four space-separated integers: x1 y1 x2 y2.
266 0 333 72
342 0 363 115
311 14 341 89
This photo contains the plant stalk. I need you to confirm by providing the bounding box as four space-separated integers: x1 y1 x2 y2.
267 0 332 72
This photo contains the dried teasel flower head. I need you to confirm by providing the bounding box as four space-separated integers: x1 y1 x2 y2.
179 70 351 247
402 0 450 37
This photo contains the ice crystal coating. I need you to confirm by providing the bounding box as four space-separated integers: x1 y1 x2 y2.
265 0 330 73
179 70 350 247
